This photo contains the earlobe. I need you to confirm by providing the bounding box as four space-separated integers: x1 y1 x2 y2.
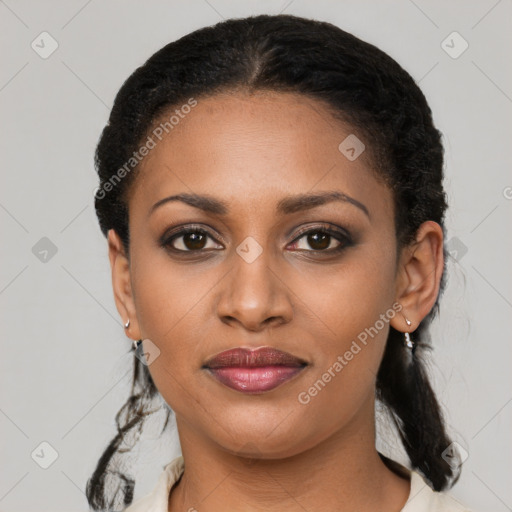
391 221 444 333
107 229 141 339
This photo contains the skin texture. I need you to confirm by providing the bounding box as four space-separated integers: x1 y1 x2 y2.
108 91 444 511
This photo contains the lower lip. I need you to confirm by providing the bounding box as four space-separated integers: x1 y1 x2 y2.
206 365 305 393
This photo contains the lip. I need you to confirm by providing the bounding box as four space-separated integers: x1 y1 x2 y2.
203 347 308 394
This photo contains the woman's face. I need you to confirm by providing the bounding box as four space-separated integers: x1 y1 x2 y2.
116 91 404 458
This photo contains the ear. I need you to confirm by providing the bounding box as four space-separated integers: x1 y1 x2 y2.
107 229 141 340
390 221 444 333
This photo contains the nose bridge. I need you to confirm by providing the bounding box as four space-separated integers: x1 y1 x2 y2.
217 238 292 330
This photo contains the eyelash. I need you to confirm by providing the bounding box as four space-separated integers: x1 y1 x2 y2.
160 223 353 256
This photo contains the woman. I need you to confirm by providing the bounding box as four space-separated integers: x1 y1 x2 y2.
86 13 473 512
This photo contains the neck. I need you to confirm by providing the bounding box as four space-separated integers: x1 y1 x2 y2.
168 399 410 512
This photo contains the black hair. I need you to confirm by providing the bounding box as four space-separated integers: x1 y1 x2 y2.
87 13 462 510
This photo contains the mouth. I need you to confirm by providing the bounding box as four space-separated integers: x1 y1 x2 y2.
202 346 308 394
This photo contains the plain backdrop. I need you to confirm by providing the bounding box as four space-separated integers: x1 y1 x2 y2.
1 1 511 511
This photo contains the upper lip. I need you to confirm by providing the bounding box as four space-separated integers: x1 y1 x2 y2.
203 347 308 369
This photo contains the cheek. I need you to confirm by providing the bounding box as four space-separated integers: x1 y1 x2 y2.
128 247 212 398
130 237 212 339
289 245 397 394
291 242 397 344
290 283 395 435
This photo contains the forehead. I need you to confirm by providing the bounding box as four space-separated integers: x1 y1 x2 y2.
129 91 392 221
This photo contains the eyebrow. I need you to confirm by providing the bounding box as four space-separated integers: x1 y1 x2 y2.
149 191 370 218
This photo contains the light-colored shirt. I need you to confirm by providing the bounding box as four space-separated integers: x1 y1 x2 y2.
123 455 473 512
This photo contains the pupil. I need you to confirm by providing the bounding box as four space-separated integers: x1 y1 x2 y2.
308 232 329 250
185 232 205 250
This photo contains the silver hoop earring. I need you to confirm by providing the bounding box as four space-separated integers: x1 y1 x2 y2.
133 339 142 350
124 319 130 329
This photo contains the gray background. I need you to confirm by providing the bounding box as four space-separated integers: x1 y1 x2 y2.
1 0 511 511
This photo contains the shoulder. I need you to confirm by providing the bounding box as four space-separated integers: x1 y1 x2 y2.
122 455 185 512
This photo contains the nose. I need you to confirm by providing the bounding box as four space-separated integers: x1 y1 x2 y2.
216 250 294 332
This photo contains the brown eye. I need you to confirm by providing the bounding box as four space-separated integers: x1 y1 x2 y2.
305 231 331 251
162 228 222 252
289 226 352 253
180 232 207 251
